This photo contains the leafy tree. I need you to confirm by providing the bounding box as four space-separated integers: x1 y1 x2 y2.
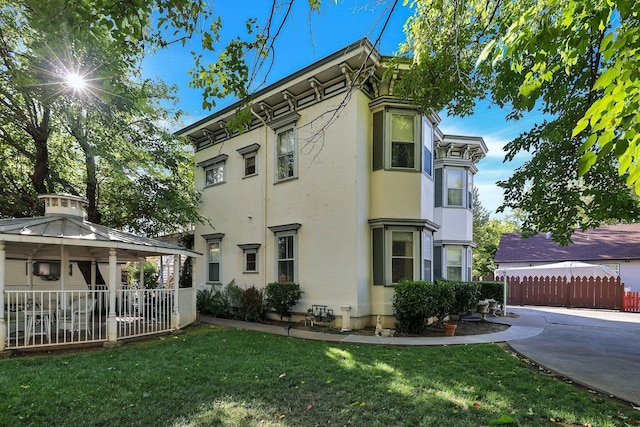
394 0 640 245
472 188 519 277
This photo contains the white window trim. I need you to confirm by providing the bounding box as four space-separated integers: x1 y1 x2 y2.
386 110 420 171
275 232 297 282
387 227 421 285
444 167 468 208
237 143 260 179
205 162 225 187
422 117 433 177
243 153 258 178
238 243 261 274
206 239 222 284
422 232 433 281
275 126 298 183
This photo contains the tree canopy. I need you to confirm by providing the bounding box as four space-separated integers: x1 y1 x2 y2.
395 0 640 245
0 0 214 235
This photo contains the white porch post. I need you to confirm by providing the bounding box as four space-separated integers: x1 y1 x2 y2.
90 259 96 291
172 255 180 329
159 256 164 288
139 257 145 289
0 242 6 352
27 256 33 289
107 249 118 342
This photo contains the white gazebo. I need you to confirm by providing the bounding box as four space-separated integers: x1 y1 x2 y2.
0 194 200 351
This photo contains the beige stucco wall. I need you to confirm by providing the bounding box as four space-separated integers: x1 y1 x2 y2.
194 92 374 318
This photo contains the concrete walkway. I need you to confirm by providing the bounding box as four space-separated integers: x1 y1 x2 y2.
200 307 640 406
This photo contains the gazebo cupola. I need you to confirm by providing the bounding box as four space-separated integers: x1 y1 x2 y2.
39 194 88 219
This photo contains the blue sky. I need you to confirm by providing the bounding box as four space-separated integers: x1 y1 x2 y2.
142 0 537 217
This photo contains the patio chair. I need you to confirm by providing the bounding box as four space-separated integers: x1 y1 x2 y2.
57 298 96 337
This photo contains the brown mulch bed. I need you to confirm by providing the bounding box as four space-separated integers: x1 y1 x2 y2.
264 314 513 337
352 318 510 337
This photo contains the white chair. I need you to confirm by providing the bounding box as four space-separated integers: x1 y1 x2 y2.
57 298 95 337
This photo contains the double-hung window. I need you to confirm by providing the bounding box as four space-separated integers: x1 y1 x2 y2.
207 240 221 283
390 112 418 169
372 224 429 286
422 117 433 177
276 128 296 181
391 231 414 283
372 108 422 171
447 169 464 207
446 247 463 281
269 223 301 282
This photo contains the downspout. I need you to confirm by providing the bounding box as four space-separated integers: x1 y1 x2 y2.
250 106 269 284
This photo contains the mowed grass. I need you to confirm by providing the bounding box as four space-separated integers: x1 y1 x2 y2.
0 325 638 427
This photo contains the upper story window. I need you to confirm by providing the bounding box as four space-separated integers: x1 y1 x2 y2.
198 154 228 187
205 162 225 186
372 108 422 172
237 143 260 179
276 127 297 181
435 167 473 209
390 112 418 169
422 118 433 177
447 169 464 206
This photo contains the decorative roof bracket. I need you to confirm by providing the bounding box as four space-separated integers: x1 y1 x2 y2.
282 90 297 111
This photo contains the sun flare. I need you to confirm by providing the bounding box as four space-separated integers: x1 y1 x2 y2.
65 72 87 91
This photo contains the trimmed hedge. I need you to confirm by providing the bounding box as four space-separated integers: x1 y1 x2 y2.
478 281 504 305
393 280 455 333
449 281 481 314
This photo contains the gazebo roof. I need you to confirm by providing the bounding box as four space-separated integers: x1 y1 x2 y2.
0 195 199 262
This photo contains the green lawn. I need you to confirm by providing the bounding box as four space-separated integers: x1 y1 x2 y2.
0 325 637 426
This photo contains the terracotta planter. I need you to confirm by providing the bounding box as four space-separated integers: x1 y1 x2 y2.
443 323 457 337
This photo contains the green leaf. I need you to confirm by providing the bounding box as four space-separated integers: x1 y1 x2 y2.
578 151 597 176
572 117 589 137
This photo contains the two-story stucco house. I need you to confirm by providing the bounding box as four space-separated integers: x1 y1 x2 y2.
177 39 487 328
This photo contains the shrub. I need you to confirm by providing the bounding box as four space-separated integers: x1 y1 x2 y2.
239 285 264 322
478 281 504 305
449 281 481 314
196 285 230 318
393 280 432 334
392 280 455 333
264 282 302 320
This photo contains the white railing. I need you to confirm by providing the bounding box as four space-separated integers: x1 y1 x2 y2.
4 287 193 350
178 287 197 328
4 290 107 350
116 288 174 339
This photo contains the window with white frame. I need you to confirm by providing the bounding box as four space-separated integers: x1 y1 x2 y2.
207 240 221 283
238 243 260 273
446 247 463 281
391 231 414 283
372 225 426 286
237 143 260 178
276 127 296 181
447 169 464 207
422 118 433 177
269 223 301 282
277 234 296 282
422 232 432 281
205 162 225 186
390 111 418 169
198 154 228 187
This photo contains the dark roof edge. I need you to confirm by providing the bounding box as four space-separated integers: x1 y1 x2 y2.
175 38 377 136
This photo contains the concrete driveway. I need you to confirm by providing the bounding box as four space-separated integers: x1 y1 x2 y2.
500 306 640 406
